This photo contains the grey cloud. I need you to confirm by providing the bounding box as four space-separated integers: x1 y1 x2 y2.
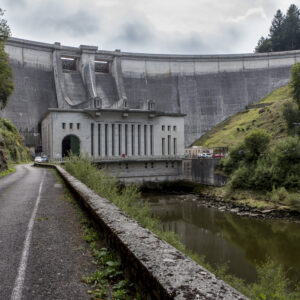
2 0 27 9
114 18 154 45
11 1 101 38
49 10 100 37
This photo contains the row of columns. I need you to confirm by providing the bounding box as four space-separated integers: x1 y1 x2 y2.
91 123 154 157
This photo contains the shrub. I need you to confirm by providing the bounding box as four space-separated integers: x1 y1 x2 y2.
229 166 253 190
252 158 273 191
291 63 300 108
282 102 300 133
244 129 270 161
270 137 300 189
219 143 246 175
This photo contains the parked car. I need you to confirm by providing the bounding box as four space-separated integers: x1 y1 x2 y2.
41 155 49 162
212 153 225 158
200 153 212 158
34 156 42 162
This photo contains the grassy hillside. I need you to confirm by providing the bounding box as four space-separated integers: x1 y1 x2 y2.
0 118 31 171
193 85 291 148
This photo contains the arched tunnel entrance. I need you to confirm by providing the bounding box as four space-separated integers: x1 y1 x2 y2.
62 135 80 157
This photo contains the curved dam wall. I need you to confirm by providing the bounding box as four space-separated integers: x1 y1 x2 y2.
2 37 300 147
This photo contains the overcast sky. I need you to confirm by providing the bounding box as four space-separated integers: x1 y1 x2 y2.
1 0 297 54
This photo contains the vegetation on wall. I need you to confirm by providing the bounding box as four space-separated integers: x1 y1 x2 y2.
0 118 31 165
255 4 300 53
0 8 13 109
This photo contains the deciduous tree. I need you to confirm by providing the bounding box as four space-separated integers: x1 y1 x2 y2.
0 8 13 109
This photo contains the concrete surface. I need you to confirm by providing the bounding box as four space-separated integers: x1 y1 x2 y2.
0 164 95 299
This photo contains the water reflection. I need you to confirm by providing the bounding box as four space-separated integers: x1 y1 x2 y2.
146 193 300 283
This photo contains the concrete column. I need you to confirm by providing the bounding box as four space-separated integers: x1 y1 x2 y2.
134 124 138 157
101 123 105 157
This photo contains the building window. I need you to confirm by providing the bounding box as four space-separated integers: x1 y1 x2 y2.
105 124 108 156
173 138 177 155
138 125 141 155
125 124 128 155
162 125 165 131
77 123 80 130
171 162 174 168
91 123 94 156
98 124 101 156
168 135 171 155
70 123 73 130
62 123 66 129
150 125 153 155
131 125 135 156
168 125 171 131
173 126 176 131
112 124 115 156
151 162 154 168
145 163 148 168
166 162 168 168
125 163 128 169
162 138 165 155
144 125 147 156
118 124 122 156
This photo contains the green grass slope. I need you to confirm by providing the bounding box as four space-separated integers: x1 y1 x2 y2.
193 85 291 148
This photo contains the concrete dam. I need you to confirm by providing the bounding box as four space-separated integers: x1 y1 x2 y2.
2 37 300 148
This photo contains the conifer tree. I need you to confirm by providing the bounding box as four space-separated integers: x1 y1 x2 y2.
255 4 300 53
269 10 285 51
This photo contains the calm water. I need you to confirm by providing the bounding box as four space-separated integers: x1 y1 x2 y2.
145 193 300 283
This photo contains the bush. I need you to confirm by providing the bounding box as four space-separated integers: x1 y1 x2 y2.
252 158 273 191
219 143 246 175
229 166 253 190
291 63 300 108
270 137 300 189
244 129 270 161
282 102 300 133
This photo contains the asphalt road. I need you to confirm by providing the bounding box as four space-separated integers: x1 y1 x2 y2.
0 164 95 300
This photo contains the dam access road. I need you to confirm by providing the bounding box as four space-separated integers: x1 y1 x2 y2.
0 164 94 300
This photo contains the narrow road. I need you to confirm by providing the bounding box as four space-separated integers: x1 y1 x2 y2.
0 164 95 299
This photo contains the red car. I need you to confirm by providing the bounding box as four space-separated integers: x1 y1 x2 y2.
212 153 225 158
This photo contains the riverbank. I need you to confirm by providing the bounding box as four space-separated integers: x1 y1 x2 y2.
196 188 300 222
141 181 300 222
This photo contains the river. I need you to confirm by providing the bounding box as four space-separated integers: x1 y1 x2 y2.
145 193 300 284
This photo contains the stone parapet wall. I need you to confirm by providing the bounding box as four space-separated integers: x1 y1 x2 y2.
37 163 247 299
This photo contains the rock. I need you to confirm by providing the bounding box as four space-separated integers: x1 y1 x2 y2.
261 209 274 214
